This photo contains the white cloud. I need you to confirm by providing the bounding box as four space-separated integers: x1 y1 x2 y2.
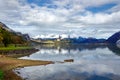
0 0 120 38
76 11 120 24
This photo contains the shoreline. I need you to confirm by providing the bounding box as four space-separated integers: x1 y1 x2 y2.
0 48 53 80
0 56 53 80
0 48 39 58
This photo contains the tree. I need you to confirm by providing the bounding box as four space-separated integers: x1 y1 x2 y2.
0 28 11 47
0 33 3 43
0 24 26 47
0 28 3 42
11 35 24 44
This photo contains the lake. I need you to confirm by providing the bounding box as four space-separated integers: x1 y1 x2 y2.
15 44 120 80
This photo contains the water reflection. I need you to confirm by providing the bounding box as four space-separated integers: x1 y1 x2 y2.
107 44 120 56
17 44 120 80
21 44 120 61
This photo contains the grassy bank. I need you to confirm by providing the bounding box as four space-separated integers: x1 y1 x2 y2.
0 70 3 80
0 46 31 51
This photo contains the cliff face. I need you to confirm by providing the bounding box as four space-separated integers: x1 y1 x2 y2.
107 31 120 43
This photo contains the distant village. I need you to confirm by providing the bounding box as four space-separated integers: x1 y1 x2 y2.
31 35 71 44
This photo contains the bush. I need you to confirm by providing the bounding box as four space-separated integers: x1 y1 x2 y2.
0 70 3 80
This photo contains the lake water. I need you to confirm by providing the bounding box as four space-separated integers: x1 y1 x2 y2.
15 44 120 80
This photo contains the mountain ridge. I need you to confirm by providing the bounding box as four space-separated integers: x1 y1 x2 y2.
107 31 120 43
0 22 15 32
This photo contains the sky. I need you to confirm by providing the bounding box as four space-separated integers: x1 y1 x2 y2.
0 0 120 39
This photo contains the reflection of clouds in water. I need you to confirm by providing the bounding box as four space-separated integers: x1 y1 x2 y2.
74 63 114 75
37 49 69 55
71 60 120 75
20 47 120 61
15 60 120 80
17 44 120 80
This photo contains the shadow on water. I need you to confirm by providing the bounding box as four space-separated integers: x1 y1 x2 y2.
86 75 112 80
107 44 120 56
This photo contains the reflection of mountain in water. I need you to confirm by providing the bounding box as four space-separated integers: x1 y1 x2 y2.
34 44 120 56
86 75 112 80
19 43 120 80
107 44 120 56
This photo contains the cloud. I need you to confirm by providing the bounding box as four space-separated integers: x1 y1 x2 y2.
75 11 120 25
0 0 120 38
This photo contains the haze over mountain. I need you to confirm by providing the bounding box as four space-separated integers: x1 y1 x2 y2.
0 0 120 38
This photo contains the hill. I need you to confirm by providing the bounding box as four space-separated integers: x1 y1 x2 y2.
107 31 120 43
0 22 30 47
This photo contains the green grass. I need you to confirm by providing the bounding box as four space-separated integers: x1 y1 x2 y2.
0 70 3 80
0 46 31 50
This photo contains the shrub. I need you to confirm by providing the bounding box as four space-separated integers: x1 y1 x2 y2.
0 70 3 80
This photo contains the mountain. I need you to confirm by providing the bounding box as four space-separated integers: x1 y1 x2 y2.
0 22 30 47
107 31 120 43
0 22 14 32
33 34 68 39
70 37 106 44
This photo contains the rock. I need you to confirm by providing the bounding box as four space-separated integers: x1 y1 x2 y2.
64 59 74 62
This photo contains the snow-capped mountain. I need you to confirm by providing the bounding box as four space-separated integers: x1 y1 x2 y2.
33 34 69 39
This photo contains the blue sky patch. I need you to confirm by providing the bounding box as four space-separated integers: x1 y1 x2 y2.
86 3 117 13
27 0 52 6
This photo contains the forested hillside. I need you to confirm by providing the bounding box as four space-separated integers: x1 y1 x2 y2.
0 22 29 47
